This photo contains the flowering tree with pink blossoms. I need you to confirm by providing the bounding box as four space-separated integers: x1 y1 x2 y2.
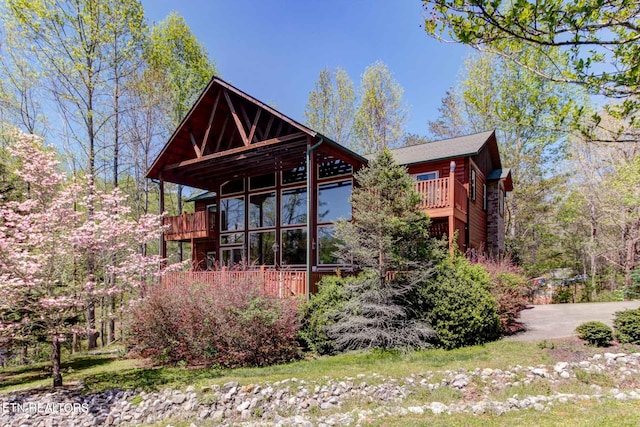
0 130 165 386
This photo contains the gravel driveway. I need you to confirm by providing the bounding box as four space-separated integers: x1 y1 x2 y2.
505 300 640 342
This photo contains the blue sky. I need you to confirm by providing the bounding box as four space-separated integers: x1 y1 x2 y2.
140 0 471 137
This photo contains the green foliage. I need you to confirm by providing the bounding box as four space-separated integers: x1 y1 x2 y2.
429 51 582 275
613 309 640 344
424 0 640 122
145 11 217 129
418 256 501 350
328 149 436 351
625 270 640 300
298 275 349 355
537 340 555 350
304 67 356 147
335 147 432 274
575 321 613 347
551 286 572 304
352 61 407 154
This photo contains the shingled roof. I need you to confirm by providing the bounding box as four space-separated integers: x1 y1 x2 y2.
380 130 497 166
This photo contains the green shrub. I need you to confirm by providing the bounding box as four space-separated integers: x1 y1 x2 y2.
624 270 640 300
551 286 572 304
575 321 613 347
613 308 640 344
298 275 349 355
418 256 501 349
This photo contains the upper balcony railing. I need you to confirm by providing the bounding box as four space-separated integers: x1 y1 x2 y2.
415 176 468 219
163 210 215 241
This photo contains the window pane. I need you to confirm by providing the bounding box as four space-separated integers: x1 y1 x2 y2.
221 247 244 267
416 172 438 181
220 197 245 232
318 180 352 223
281 187 307 225
221 179 244 195
249 231 276 266
220 233 244 245
206 251 217 270
282 165 306 184
249 192 276 229
250 173 275 190
318 159 352 179
282 229 306 265
318 226 341 265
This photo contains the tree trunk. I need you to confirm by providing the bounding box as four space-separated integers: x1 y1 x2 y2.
87 300 97 349
100 297 106 347
52 336 62 387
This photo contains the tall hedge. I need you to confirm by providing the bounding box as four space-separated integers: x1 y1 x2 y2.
418 256 501 349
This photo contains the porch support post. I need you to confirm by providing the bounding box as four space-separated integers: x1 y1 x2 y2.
448 161 456 255
213 182 221 268
159 175 167 262
306 136 323 301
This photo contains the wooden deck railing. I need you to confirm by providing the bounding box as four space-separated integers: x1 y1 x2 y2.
163 211 215 241
415 177 449 209
453 179 468 214
162 270 316 297
414 177 468 216
161 270 399 298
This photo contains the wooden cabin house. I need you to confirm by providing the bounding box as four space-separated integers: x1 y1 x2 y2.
146 77 512 296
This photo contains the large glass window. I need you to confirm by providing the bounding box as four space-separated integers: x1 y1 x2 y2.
281 187 307 225
318 180 352 223
221 247 244 267
220 178 244 195
318 159 352 179
250 173 275 190
220 233 244 245
282 165 306 184
249 192 276 229
249 231 276 266
220 197 245 232
281 228 306 265
318 225 341 265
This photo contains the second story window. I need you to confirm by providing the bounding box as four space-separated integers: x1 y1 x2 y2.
470 168 477 201
415 171 439 181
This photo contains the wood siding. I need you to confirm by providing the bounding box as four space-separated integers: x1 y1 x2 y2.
407 158 465 182
467 159 487 249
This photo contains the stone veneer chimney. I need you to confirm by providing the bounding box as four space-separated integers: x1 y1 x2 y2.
486 180 505 258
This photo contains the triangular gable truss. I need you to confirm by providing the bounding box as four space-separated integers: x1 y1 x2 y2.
147 77 319 180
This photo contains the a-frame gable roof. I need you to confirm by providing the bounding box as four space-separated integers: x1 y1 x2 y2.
147 76 337 182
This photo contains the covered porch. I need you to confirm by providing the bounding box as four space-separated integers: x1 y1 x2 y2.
147 77 366 298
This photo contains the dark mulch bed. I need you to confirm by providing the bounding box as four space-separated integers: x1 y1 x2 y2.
544 336 640 363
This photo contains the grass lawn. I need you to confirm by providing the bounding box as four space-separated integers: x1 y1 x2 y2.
1 340 553 394
363 400 640 427
2 338 639 426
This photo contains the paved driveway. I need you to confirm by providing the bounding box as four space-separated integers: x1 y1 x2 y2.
504 301 640 342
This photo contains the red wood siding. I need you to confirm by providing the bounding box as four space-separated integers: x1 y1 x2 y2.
406 158 465 182
467 160 487 249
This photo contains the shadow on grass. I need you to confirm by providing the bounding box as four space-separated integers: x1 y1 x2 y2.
82 365 224 393
0 356 117 390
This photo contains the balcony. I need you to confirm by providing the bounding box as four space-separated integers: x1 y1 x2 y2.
163 210 215 241
415 176 468 222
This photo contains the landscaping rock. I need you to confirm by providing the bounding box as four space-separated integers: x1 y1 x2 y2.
3 351 640 426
